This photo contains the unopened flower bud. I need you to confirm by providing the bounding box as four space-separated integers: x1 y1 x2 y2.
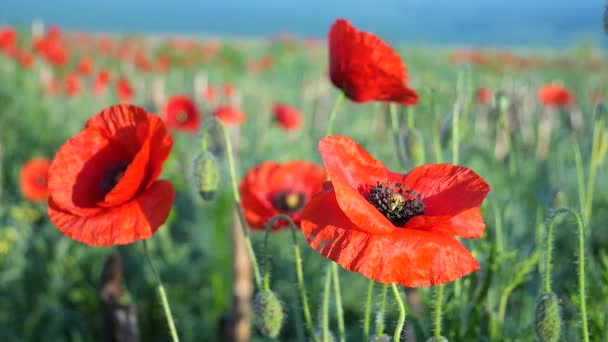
496 91 510 112
535 292 561 342
253 290 284 338
193 152 220 201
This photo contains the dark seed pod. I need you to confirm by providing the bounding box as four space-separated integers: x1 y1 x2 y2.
192 152 220 201
252 290 284 338
534 292 561 342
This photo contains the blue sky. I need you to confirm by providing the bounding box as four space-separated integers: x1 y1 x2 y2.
0 0 604 47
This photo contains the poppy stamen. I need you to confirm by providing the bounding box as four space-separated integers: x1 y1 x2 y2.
100 162 129 195
271 190 306 213
367 181 425 226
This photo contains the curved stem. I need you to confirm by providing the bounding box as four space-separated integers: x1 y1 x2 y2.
331 263 345 342
265 214 318 342
391 284 406 342
547 208 589 341
434 285 444 338
326 92 344 136
363 279 374 341
376 284 388 336
322 265 332 342
143 240 180 342
208 117 263 289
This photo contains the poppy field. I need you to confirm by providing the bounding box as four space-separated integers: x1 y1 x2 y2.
0 18 607 342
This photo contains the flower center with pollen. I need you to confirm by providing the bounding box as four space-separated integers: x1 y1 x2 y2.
271 190 306 213
100 161 129 195
366 181 425 226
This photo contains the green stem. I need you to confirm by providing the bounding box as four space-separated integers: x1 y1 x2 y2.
363 279 374 341
262 218 273 292
390 103 408 168
583 118 604 226
322 265 332 342
391 284 406 342
376 284 388 336
548 208 589 342
266 214 318 342
407 107 414 129
331 263 345 342
452 98 460 165
207 117 263 289
326 92 345 136
143 240 180 342
434 285 445 338
573 140 586 214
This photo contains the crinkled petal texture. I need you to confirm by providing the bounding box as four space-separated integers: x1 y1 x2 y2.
239 161 326 231
300 136 490 287
329 19 418 105
48 104 175 246
164 95 201 132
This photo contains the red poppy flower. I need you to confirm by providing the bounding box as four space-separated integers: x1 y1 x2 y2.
272 103 302 131
240 161 325 231
78 57 94 75
92 69 111 96
300 136 490 287
203 85 216 102
328 19 418 105
0 27 16 52
116 77 134 102
213 105 245 126
47 104 174 246
64 72 82 97
476 88 492 105
18 50 35 69
538 84 574 108
163 95 201 132
20 158 51 201
222 83 235 98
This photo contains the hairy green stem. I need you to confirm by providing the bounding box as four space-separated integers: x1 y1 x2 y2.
331 263 345 342
266 214 318 342
391 284 406 342
376 284 388 336
583 118 604 226
326 92 344 136
548 208 589 342
573 140 586 214
363 279 374 341
205 117 263 289
434 285 445 338
322 265 332 342
143 240 180 342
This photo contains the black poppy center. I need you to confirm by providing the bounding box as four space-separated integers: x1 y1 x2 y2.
271 190 306 213
175 110 190 124
366 181 425 226
100 161 129 196
35 175 47 187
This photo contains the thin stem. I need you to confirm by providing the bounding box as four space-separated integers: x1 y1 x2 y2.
434 285 445 338
407 107 414 129
209 117 263 289
266 214 318 342
322 265 332 342
390 103 408 168
363 279 374 341
547 208 589 341
452 98 461 164
262 219 273 292
573 139 586 215
391 284 406 342
326 92 345 136
331 263 345 342
143 240 180 342
583 118 604 226
376 284 388 336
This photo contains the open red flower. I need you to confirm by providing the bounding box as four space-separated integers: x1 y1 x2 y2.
20 158 51 201
47 104 174 246
272 103 302 131
0 27 16 52
116 77 134 102
328 19 418 105
538 84 573 108
78 57 94 75
92 69 112 96
213 105 245 126
64 72 82 97
476 88 492 105
163 95 200 132
301 136 490 287
240 161 325 231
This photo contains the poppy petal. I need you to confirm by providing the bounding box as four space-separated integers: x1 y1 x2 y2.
48 180 174 246
331 181 395 234
404 164 490 216
424 208 486 238
301 190 479 287
319 136 387 189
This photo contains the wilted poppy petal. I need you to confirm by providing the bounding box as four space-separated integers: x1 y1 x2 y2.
48 180 174 246
404 164 490 217
301 190 480 287
319 136 387 189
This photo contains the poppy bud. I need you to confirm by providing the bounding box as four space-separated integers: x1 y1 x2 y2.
534 292 561 342
193 152 220 201
400 129 426 166
426 337 449 342
496 91 510 113
369 334 390 342
252 290 284 338
549 189 566 209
